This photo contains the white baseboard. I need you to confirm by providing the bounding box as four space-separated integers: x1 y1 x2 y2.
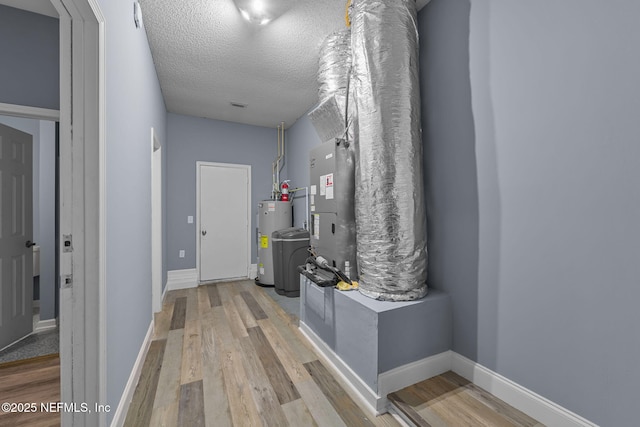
161 280 169 304
166 268 198 291
299 322 380 414
248 264 258 279
298 322 595 426
378 350 452 400
300 320 452 415
34 318 58 333
451 353 596 427
110 321 154 427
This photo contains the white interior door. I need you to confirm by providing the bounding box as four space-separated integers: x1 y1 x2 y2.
0 123 34 350
198 162 250 282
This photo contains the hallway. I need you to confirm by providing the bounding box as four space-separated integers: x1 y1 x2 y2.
124 280 541 427
124 280 399 426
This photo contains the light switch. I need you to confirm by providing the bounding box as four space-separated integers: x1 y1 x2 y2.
187 216 193 224
179 250 185 258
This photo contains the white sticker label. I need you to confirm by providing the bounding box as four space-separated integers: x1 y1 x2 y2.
325 173 334 200
313 214 320 239
311 185 317 195
311 205 316 212
325 153 333 160
310 195 315 204
268 202 276 212
320 175 326 196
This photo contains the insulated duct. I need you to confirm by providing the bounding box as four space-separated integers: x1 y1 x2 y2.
312 29 354 142
352 0 428 300
318 30 351 104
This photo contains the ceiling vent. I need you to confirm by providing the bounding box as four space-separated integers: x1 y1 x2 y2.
230 102 247 109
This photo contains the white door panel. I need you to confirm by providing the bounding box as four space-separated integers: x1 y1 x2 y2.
199 163 250 282
0 123 33 350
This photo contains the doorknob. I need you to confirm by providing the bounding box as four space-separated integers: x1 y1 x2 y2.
202 230 207 236
25 240 36 248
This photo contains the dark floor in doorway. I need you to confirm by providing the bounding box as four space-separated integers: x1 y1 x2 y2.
0 328 59 364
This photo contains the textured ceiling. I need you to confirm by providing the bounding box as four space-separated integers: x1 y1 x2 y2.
140 0 430 129
0 0 430 129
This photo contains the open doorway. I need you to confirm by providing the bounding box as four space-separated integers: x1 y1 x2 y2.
0 0 106 425
0 115 59 363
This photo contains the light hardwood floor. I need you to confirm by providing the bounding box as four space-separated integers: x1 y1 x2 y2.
0 354 61 427
388 371 544 427
124 280 399 427
125 281 542 427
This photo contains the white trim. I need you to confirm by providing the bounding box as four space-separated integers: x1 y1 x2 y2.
378 350 453 400
299 322 380 414
162 279 169 303
248 263 258 279
0 102 60 121
109 321 154 427
95 2 108 423
298 322 596 426
150 128 162 314
49 0 106 424
166 269 198 291
196 161 252 283
300 321 452 414
451 353 596 427
34 318 58 333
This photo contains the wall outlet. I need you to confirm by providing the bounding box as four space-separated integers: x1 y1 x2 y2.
187 216 193 224
179 250 185 258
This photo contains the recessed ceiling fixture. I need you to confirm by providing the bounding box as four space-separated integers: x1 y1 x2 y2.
233 0 295 25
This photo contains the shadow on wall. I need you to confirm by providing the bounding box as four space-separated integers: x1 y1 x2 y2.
420 0 494 363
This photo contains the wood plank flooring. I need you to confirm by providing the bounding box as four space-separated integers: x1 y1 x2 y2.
0 354 61 427
388 371 544 427
125 280 542 427
124 280 398 427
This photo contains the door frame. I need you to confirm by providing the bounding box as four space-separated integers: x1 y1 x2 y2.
196 161 252 283
151 127 162 313
50 0 106 425
3 0 105 424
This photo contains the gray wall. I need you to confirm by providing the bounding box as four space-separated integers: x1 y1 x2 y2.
421 0 640 425
166 113 282 270
419 0 479 373
0 5 59 110
94 0 167 421
285 113 321 229
0 116 56 322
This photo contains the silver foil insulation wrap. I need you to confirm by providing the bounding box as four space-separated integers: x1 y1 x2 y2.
352 0 428 300
318 30 352 104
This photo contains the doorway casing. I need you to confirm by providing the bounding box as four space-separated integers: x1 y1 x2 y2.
151 127 162 313
50 0 106 425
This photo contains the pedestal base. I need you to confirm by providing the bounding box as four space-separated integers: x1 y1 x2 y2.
299 275 452 412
